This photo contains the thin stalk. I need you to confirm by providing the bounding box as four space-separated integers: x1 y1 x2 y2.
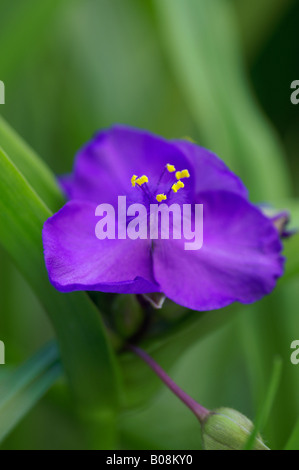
128 344 209 422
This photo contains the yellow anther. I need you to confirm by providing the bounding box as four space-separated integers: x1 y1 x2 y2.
156 193 167 202
131 175 138 187
136 175 149 186
166 164 176 173
172 180 184 193
176 169 190 180
181 169 190 179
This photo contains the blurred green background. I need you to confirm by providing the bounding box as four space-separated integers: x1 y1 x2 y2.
1 0 299 450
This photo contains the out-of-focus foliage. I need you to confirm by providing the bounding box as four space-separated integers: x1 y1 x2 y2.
0 0 299 450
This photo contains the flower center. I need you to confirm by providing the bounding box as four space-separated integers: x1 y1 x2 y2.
131 164 190 204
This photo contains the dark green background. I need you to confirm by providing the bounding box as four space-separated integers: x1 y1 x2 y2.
0 0 299 450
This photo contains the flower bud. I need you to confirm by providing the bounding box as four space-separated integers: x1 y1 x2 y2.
201 407 269 450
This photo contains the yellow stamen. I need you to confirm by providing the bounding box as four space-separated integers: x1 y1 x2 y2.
172 180 184 193
131 175 138 187
156 193 167 202
136 175 149 186
181 169 190 179
166 164 176 173
176 169 190 180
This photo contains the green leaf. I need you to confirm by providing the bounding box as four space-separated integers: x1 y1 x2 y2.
0 342 62 443
153 0 291 202
0 115 64 212
284 416 299 450
0 146 121 413
245 356 282 450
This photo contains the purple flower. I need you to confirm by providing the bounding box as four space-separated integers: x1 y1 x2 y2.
42 125 284 311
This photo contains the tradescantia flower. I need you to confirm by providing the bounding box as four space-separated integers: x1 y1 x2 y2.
42 125 284 311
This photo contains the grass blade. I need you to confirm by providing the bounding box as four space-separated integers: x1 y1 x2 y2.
0 342 62 443
0 147 121 413
284 416 299 450
0 115 64 212
154 0 291 202
245 357 282 450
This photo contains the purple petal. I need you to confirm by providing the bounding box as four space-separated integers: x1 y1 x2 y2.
60 125 194 205
152 191 284 311
173 139 248 198
42 200 159 294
